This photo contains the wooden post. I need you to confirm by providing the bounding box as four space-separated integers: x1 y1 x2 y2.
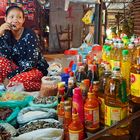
94 3 102 45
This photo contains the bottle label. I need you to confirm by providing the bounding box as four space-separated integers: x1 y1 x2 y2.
98 97 105 123
112 60 120 69
105 105 128 126
131 73 140 97
84 107 99 130
69 129 84 140
58 116 64 124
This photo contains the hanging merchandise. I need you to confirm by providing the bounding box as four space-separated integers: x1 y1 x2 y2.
82 8 95 25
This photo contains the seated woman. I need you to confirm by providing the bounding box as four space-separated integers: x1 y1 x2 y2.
0 6 49 91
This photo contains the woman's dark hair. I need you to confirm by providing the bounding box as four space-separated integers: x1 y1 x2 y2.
6 6 25 17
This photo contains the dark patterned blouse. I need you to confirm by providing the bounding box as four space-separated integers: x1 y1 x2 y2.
0 28 49 79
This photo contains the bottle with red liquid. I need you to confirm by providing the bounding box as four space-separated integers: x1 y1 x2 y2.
68 108 84 140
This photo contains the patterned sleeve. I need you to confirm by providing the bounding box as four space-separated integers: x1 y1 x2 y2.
7 31 41 79
0 33 13 59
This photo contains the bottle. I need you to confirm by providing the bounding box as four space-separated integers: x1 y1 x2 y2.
84 92 100 133
105 46 111 64
64 106 72 140
105 67 129 136
80 79 90 102
57 87 65 103
57 96 65 125
68 108 84 140
72 88 84 124
76 66 87 87
91 64 99 83
112 45 121 69
131 46 140 103
61 68 70 86
121 50 131 95
87 64 93 82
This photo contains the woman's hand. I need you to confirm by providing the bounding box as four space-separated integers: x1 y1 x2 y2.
0 23 11 36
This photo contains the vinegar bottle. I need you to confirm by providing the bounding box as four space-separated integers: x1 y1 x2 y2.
68 108 84 140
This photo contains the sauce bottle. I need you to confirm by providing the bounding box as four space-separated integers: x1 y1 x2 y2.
68 108 84 140
84 92 100 133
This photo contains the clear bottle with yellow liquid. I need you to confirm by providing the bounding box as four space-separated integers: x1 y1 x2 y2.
130 46 140 103
105 67 129 136
121 50 131 95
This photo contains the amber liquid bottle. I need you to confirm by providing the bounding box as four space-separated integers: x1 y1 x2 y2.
131 46 140 103
105 67 129 136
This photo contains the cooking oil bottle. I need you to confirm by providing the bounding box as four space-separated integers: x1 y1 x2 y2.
105 67 129 136
121 50 131 95
130 46 140 103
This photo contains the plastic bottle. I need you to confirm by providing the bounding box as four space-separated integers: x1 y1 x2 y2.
57 87 66 103
131 46 140 103
61 68 70 86
121 50 131 95
64 106 72 140
72 88 84 124
68 108 84 140
104 67 129 136
105 46 111 64
84 92 100 133
57 97 65 125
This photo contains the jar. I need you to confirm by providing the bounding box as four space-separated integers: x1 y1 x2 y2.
40 76 58 97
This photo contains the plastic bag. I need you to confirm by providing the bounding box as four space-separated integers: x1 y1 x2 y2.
7 82 24 92
0 123 17 136
0 107 20 126
17 107 57 125
17 119 62 135
11 128 63 140
0 92 33 108
29 96 58 108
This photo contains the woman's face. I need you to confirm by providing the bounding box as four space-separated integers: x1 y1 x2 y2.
5 9 25 31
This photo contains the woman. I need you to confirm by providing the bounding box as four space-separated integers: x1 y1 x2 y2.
0 6 49 91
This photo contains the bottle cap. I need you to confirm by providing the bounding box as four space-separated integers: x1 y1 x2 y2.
58 87 65 95
58 82 65 88
64 67 69 74
69 71 74 77
113 67 120 71
105 46 111 52
122 50 129 56
83 79 90 87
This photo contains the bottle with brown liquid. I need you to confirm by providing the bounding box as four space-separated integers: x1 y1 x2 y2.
105 67 129 136
131 46 140 103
